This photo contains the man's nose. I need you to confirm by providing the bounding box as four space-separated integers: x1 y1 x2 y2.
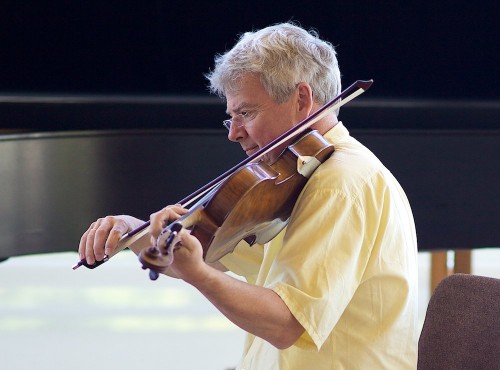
227 123 245 142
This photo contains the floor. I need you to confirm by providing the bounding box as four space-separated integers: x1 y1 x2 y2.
0 249 498 370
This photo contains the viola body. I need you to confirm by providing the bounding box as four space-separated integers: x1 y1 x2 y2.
139 130 334 273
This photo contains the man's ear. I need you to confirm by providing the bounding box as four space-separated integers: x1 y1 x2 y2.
296 82 314 117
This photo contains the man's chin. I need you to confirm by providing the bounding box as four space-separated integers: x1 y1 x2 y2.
245 146 259 156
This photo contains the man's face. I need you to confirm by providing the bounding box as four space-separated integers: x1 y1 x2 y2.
225 74 301 164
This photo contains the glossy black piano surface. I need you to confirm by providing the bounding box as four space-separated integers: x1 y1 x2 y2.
1 126 499 260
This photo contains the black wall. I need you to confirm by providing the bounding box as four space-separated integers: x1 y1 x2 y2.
1 1 498 101
0 1 498 258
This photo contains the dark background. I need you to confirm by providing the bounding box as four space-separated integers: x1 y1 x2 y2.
1 1 499 257
1 0 498 100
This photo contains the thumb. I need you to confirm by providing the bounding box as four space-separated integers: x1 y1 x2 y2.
175 228 203 256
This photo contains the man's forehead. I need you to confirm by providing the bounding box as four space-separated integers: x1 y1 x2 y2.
225 93 259 114
225 75 267 114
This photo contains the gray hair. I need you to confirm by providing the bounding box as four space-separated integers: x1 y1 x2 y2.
205 22 341 107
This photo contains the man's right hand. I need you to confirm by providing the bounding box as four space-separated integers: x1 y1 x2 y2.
78 215 144 265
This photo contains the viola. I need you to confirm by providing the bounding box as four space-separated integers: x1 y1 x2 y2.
73 79 373 278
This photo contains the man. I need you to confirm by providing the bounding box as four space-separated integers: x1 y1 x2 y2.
80 22 418 369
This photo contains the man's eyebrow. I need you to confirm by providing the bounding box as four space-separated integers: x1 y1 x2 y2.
226 102 255 115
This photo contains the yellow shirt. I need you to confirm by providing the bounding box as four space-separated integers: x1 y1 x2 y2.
220 122 418 370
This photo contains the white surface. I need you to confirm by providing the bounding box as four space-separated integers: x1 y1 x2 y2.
1 249 498 370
